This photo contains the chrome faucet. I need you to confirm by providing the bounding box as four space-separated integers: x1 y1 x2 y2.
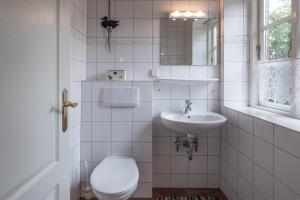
185 99 192 114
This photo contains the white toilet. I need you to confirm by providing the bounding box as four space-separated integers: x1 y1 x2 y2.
90 156 139 200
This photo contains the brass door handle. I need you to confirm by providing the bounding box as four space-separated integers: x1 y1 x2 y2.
64 101 78 108
62 89 78 132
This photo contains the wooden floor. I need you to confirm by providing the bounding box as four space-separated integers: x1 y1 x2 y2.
80 188 227 200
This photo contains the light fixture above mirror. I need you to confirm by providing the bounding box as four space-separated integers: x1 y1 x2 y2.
169 10 207 19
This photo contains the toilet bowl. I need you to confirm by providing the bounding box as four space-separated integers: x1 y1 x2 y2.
90 156 139 200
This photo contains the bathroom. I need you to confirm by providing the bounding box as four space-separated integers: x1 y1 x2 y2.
0 0 300 199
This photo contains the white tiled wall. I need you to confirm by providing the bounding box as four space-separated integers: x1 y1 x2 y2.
220 107 300 200
220 0 249 107
86 0 220 81
153 81 221 188
70 0 87 199
85 0 222 193
81 80 153 198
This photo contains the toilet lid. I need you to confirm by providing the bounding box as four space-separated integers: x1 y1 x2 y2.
90 156 139 195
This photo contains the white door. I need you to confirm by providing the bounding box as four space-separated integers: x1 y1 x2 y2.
0 0 72 199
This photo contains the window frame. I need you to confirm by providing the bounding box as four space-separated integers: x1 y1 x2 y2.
250 0 293 114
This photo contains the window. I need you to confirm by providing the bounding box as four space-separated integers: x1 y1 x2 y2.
253 0 293 112
207 19 218 65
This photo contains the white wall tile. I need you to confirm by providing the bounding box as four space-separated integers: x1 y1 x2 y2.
238 153 253 184
92 142 111 161
192 100 208 112
238 176 252 200
227 165 238 191
208 175 219 188
190 85 207 100
116 19 133 37
223 0 244 16
153 137 171 155
116 42 134 63
81 81 92 102
91 81 111 101
133 81 153 101
92 122 111 141
239 113 253 134
253 164 273 200
153 82 171 100
153 118 171 137
153 174 171 188
133 142 152 162
254 137 273 174
134 1 153 19
86 63 97 80
189 175 208 188
208 137 220 155
112 142 132 156
274 179 300 200
81 122 92 142
170 100 185 112
171 175 188 188
239 129 253 159
254 118 274 144
227 123 239 148
133 20 152 37
112 108 133 121
274 148 300 193
274 125 300 158
133 122 152 142
253 190 265 200
208 156 220 174
87 0 97 18
80 142 91 161
133 101 152 121
171 65 190 78
133 41 153 62
92 102 111 121
153 100 170 118
170 156 188 174
189 156 208 174
171 85 190 100
153 0 171 18
227 144 238 169
132 183 152 198
133 63 152 81
153 155 170 173
137 162 152 182
116 0 133 19
87 19 97 37
112 122 132 141
81 102 92 121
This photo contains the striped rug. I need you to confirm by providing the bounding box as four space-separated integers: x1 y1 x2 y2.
157 196 220 200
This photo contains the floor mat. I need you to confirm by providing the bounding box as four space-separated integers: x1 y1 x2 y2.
157 196 220 200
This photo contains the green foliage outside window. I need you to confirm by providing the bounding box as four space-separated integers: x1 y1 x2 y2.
267 0 292 60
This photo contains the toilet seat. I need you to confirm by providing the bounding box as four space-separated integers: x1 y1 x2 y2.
90 156 139 198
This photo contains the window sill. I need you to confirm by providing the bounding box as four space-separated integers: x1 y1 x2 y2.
224 105 300 133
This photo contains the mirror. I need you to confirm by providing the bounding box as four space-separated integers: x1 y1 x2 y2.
160 18 219 66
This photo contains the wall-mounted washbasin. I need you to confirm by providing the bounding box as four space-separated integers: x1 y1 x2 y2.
161 111 227 133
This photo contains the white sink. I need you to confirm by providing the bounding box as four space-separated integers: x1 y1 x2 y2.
161 111 227 133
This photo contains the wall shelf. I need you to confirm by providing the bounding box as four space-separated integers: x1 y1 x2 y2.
157 77 219 85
